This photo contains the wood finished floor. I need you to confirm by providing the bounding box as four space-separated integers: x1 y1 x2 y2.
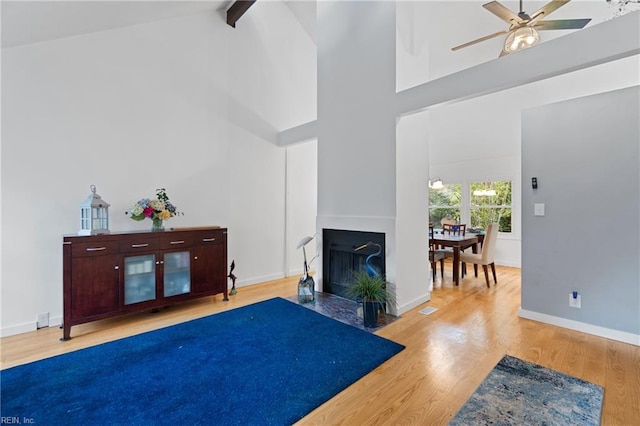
1 263 638 425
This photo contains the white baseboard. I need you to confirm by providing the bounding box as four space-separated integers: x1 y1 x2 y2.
49 315 63 328
396 292 431 316
519 309 640 346
496 260 521 268
286 267 304 277
236 272 286 288
1 315 63 338
1 321 36 338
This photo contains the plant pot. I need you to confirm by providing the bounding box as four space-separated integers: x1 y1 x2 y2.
363 301 379 328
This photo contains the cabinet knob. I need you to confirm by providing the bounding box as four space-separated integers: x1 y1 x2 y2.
194 256 198 260
114 266 119 270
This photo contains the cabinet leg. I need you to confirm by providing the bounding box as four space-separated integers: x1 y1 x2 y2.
223 288 229 301
60 325 71 341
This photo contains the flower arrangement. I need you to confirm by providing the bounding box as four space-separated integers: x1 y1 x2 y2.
127 188 181 230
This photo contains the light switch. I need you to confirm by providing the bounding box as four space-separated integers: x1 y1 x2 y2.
534 203 545 216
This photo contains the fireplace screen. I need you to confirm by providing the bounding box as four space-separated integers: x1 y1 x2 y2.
322 229 385 301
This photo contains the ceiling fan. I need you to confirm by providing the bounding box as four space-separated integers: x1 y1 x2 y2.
452 0 592 56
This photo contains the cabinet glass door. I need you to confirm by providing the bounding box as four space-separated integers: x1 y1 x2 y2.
164 251 191 297
124 255 156 305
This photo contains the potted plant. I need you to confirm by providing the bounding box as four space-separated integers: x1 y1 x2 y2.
347 271 395 328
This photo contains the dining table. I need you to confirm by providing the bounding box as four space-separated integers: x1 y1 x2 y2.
430 233 479 286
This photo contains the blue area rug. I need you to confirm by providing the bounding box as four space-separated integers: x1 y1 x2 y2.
450 355 604 426
1 297 404 425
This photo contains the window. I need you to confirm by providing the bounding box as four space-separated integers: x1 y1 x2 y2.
429 183 461 226
470 181 512 232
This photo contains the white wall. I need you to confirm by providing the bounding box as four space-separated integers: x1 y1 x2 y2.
317 1 396 220
1 4 317 336
396 1 430 92
285 140 318 276
521 86 640 345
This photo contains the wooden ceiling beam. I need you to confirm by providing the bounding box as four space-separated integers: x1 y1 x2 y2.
227 0 257 28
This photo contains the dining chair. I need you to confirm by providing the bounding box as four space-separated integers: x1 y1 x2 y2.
429 248 445 282
428 225 445 282
440 217 457 227
460 223 499 288
443 223 466 235
440 223 468 275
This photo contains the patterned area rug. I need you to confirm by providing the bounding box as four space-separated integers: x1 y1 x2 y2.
450 355 604 426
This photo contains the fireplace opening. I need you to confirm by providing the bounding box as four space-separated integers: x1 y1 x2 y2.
322 229 386 301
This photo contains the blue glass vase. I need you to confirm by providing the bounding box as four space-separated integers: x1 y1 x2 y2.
298 276 315 303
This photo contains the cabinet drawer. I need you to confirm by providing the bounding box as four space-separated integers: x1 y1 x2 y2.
119 237 159 253
72 241 120 257
195 230 225 245
159 235 194 250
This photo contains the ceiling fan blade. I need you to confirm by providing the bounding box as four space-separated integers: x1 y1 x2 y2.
529 0 571 22
483 1 522 25
534 18 591 30
452 29 509 51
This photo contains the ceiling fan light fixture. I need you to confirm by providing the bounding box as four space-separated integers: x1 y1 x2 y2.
504 26 540 53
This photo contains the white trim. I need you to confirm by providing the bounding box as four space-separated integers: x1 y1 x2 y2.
519 309 640 347
495 260 520 268
396 292 431 316
1 315 63 338
49 315 62 328
236 273 286 288
1 321 36 338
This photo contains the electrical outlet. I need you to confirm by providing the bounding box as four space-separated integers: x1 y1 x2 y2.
569 293 581 309
37 312 49 328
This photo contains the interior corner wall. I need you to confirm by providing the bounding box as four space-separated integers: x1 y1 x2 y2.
521 86 640 343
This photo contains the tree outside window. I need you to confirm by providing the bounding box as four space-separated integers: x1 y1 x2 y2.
470 181 512 232
429 183 461 227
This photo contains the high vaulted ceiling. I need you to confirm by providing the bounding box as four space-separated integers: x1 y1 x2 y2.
1 1 625 79
1 1 226 48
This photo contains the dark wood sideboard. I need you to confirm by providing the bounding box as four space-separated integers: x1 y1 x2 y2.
62 227 228 340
